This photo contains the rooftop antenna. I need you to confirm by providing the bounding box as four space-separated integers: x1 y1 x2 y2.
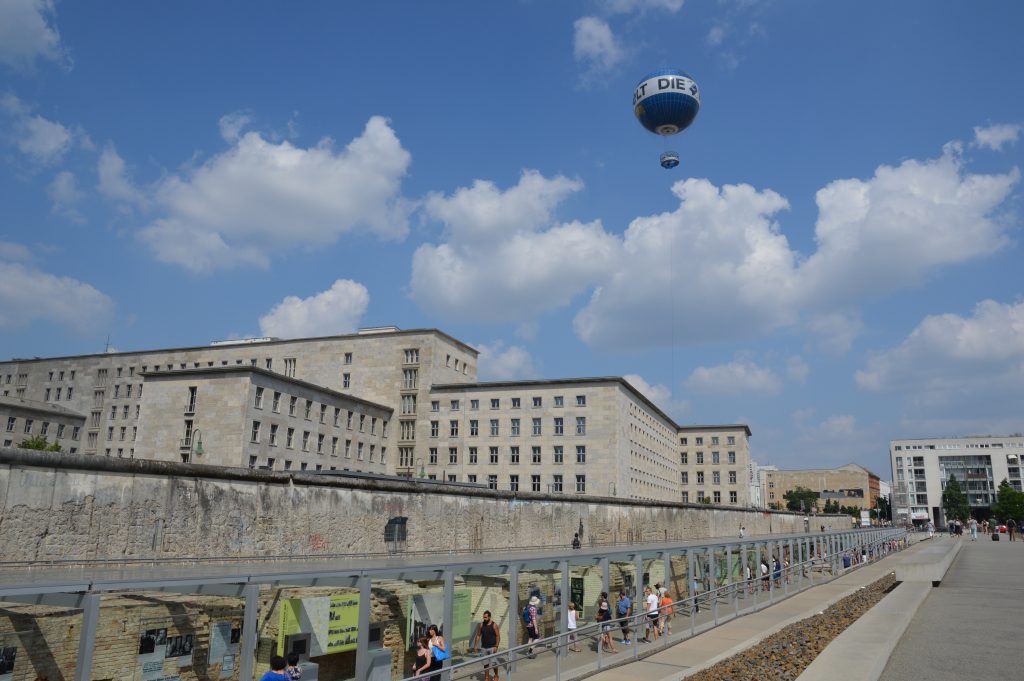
104 334 111 353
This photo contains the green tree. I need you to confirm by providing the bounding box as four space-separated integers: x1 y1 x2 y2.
874 496 891 522
941 475 970 523
17 435 62 452
784 486 819 513
991 479 1024 524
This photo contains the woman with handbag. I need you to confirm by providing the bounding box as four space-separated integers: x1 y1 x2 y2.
427 624 448 681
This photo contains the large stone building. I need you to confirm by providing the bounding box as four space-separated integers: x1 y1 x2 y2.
890 435 1024 527
760 463 881 512
0 327 756 503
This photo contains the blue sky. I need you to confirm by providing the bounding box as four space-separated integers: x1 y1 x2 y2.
2 0 1022 476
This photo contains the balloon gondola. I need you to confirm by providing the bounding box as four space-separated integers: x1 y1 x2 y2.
633 68 700 169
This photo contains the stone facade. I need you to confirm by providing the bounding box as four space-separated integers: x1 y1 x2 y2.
761 463 881 511
0 395 85 451
678 425 754 506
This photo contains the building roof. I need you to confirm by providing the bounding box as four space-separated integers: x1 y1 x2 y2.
678 424 753 436
140 365 394 414
0 395 85 420
2 327 478 364
767 462 880 479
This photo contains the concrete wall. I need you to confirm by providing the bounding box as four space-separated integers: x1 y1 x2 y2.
0 448 847 563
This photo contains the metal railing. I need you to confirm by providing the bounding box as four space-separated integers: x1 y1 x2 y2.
392 534 908 681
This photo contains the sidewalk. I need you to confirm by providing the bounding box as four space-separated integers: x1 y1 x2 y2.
581 539 929 681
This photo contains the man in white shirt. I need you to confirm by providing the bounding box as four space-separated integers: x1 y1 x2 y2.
641 586 660 642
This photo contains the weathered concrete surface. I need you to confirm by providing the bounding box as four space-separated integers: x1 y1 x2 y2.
893 535 960 584
0 448 847 562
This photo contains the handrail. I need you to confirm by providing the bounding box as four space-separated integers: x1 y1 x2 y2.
392 532 908 681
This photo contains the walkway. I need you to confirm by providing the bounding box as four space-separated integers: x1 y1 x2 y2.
879 535 1024 681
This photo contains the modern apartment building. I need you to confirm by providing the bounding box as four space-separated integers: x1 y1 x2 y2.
890 435 1024 527
678 425 754 506
1 327 755 503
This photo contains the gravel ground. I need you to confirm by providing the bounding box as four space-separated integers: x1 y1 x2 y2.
687 573 898 681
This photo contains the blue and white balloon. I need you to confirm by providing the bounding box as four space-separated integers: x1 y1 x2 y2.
633 68 700 168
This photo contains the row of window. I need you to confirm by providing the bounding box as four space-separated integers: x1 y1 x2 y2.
681 491 739 504
681 470 739 485
247 456 362 472
680 435 737 446
43 370 77 382
467 473 585 493
424 444 589 465
250 387 387 436
429 416 587 437
681 451 738 465
430 395 588 411
5 416 80 440
249 420 386 463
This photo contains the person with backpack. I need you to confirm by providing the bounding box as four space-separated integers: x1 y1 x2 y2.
285 653 303 680
616 589 633 645
595 593 617 654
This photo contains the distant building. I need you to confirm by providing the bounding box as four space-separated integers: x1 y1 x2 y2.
760 463 881 512
0 327 754 503
890 435 1024 527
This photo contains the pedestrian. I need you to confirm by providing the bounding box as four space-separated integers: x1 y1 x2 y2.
982 520 989 535
566 602 581 652
472 610 501 681
658 588 673 636
927 521 934 538
760 559 770 591
596 592 617 653
692 576 701 613
772 557 782 587
571 533 581 550
412 638 434 679
969 517 978 541
427 624 447 678
285 653 303 680
260 656 290 681
616 589 632 645
1008 518 1018 542
739 526 746 538
744 562 754 594
523 596 540 658
640 586 660 642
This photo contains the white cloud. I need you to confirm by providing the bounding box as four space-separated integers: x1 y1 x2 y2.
411 171 618 322
573 17 625 77
474 341 539 381
819 414 856 436
0 0 65 70
574 142 1018 351
623 374 672 405
856 299 1024 392
806 311 863 355
1 94 73 165
97 144 146 206
137 116 412 273
706 26 726 46
0 241 32 261
685 360 782 396
604 0 685 13
218 111 252 142
48 170 84 222
785 355 809 382
972 123 1021 151
258 279 369 339
0 260 113 334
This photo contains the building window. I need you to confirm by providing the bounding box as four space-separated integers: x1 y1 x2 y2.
403 369 418 389
490 398 500 409
304 400 313 420
712 451 720 464
254 387 264 408
300 431 310 451
728 451 736 464
729 471 737 484
695 437 703 445
511 418 520 436
488 475 498 490
490 419 499 436
345 439 352 458
576 395 586 407
451 399 460 411
727 436 736 445
341 372 351 389
489 447 499 464
449 447 458 464
554 417 564 435
713 491 721 503
56 424 65 439
576 417 586 435
697 471 705 485
121 405 129 418
284 358 296 378
532 446 541 464
404 348 419 364
576 446 586 464
344 352 353 365
469 447 478 464
730 491 738 503
510 475 519 492
269 424 279 446
712 471 720 485
450 420 459 437
696 451 704 464
359 414 365 432
511 397 521 409
681 471 688 484
532 418 541 435
430 421 439 437
681 491 689 503
554 446 564 464
250 421 261 443
44 388 51 401
470 399 479 410
119 426 126 441
681 452 688 465
530 474 540 492
711 436 720 445
5 417 15 432
510 446 520 464
286 428 294 448
553 475 563 492
72 426 80 440
575 475 586 493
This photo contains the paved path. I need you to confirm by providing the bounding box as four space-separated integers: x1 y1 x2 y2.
879 535 1024 681
574 540 920 681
